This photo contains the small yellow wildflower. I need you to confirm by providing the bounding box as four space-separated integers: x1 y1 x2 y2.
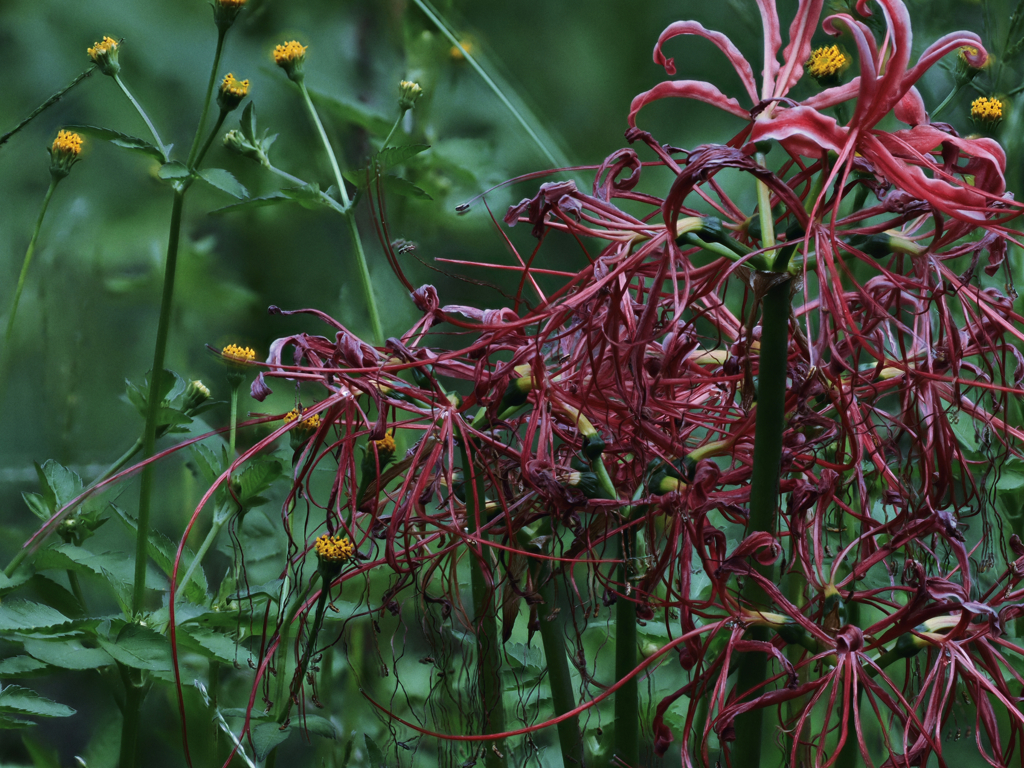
449 39 473 61
217 0 247 6
217 73 250 112
273 40 307 82
971 96 1003 126
314 533 355 564
806 45 848 85
87 36 121 76
398 80 424 112
222 343 256 363
374 432 396 455
49 130 84 179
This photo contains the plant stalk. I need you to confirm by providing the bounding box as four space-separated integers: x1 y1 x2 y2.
113 74 167 159
459 440 508 768
732 271 792 768
4 178 58 347
187 29 227 167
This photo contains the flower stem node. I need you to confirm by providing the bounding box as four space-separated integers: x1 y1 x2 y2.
273 40 307 83
87 36 120 76
806 45 848 87
49 130 83 180
217 73 250 113
314 533 354 579
211 0 246 31
970 96 1003 128
398 80 424 112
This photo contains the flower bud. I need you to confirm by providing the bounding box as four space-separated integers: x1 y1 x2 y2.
955 45 987 86
273 40 307 83
183 380 212 415
212 0 246 31
87 36 121 76
223 129 268 165
49 130 84 180
398 80 424 112
217 73 250 113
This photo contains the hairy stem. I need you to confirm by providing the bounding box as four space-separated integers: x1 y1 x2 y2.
297 82 383 345
733 272 792 768
458 439 507 768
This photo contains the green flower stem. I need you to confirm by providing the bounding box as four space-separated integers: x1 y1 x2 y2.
193 111 229 171
187 29 227 167
174 504 231 604
381 113 404 150
296 82 383 345
228 381 241 458
932 83 965 119
4 177 58 347
265 163 307 188
755 155 776 253
733 272 792 768
281 579 332 723
0 66 96 149
272 575 318 723
112 74 167 159
458 439 508 768
517 523 583 768
117 669 146 768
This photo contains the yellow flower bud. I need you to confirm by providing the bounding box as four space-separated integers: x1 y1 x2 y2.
87 36 121 76
273 40 307 83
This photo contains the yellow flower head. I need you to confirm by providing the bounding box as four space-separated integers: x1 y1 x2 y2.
283 407 301 425
449 39 473 61
217 73 250 112
273 40 307 81
222 343 256 363
314 533 354 564
284 408 320 434
87 36 121 76
374 432 396 455
216 0 247 6
971 96 1003 126
807 45 848 84
49 130 84 179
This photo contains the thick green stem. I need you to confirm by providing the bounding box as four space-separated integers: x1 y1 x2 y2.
4 178 58 346
118 677 144 768
458 441 507 768
297 82 383 345
519 524 583 767
132 189 185 614
733 272 792 768
280 584 331 724
113 74 167 159
228 384 240 458
272 575 316 721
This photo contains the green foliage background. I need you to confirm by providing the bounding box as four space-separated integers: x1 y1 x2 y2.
0 0 1018 766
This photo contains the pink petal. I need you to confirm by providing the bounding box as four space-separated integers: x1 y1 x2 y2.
755 0 783 98
775 0 826 97
855 0 915 126
894 86 927 126
897 32 987 105
801 78 860 111
749 106 848 156
627 79 750 127
653 21 759 104
822 15 879 129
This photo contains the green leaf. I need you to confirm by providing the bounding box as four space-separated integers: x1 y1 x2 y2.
376 144 430 169
178 627 243 665
96 624 171 672
21 493 51 522
23 734 62 767
364 734 387 767
0 686 75 719
158 161 192 181
240 102 257 143
0 714 34 729
996 471 1024 491
21 639 113 671
37 460 84 510
198 168 248 199
110 504 207 603
0 600 71 633
32 543 137 592
251 720 291 761
306 88 393 135
302 714 337 739
209 192 293 215
0 657 49 677
280 184 345 214
503 642 543 670
381 174 432 200
0 569 32 594
63 124 165 161
237 459 283 509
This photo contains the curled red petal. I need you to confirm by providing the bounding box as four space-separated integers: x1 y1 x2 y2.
755 0 783 98
749 106 848 156
653 21 758 104
628 80 750 127
894 86 927 126
775 0 826 97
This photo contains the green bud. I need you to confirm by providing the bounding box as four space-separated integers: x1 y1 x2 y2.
398 80 424 112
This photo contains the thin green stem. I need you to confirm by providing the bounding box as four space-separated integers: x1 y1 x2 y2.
194 111 229 171
228 383 240 458
173 508 229 604
118 674 144 768
458 439 507 768
272 575 317 721
281 583 331 723
755 154 776 254
5 178 58 346
187 29 227 167
381 113 404 149
0 67 96 149
296 82 383 346
408 0 563 170
733 273 792 768
266 163 307 188
932 83 965 118
112 74 167 158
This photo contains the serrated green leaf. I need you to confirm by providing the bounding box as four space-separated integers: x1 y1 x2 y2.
110 504 207 603
381 174 432 200
237 459 283 509
307 88 392 135
158 161 191 180
209 192 292 215
32 543 137 590
0 569 33 594
301 714 337 739
376 144 430 169
37 461 84 510
179 627 244 665
198 168 248 199
21 493 51 522
21 639 113 671
279 184 345 214
96 625 171 671
251 720 291 761
503 642 543 669
0 714 34 729
0 657 49 677
0 686 74 718
364 734 386 767
0 600 71 633
63 124 165 161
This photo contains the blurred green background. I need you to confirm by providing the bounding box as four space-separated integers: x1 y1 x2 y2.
0 0 1013 765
